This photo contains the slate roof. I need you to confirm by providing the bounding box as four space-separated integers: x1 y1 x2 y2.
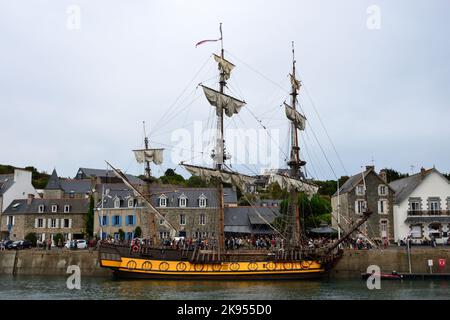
76 167 144 185
388 169 445 204
332 167 392 197
45 169 62 190
97 185 238 209
4 198 89 215
224 206 280 234
0 174 14 195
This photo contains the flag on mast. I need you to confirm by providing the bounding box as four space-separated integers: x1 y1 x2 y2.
195 38 222 47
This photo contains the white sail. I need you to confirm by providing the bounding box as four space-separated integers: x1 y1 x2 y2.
268 173 318 198
106 161 177 238
213 54 235 80
182 164 256 191
202 85 246 117
133 149 164 165
290 73 301 91
284 103 306 130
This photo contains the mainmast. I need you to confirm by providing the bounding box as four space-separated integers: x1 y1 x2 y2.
143 121 151 179
286 42 307 248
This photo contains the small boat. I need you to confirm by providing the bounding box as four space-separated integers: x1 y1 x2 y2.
361 272 403 280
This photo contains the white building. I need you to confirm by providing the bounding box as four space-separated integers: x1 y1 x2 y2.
389 168 450 244
0 169 39 213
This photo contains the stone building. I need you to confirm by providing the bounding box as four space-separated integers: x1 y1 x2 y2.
389 167 450 244
331 166 395 242
1 195 89 242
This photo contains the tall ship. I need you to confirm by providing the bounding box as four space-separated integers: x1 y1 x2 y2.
98 25 372 280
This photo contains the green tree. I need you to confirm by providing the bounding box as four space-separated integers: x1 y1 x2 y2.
185 175 207 187
118 229 125 241
25 233 37 247
381 168 408 183
134 226 142 238
159 168 186 185
85 195 95 237
53 233 64 247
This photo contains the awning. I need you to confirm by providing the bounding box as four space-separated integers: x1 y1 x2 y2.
309 227 338 234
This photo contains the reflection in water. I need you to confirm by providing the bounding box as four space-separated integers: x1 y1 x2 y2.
0 275 449 300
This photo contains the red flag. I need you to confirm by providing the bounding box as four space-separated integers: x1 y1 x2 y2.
195 38 222 47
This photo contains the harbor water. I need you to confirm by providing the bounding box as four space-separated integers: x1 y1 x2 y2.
0 275 449 300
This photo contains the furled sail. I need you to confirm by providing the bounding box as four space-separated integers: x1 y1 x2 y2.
182 163 256 191
213 54 235 80
268 173 318 198
106 161 177 238
284 103 306 130
289 73 301 91
202 85 246 117
133 149 164 165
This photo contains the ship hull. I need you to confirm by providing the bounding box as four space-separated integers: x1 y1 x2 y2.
99 248 327 280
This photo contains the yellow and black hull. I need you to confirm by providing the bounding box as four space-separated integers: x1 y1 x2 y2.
100 256 326 280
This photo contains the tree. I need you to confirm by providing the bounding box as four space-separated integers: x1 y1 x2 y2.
118 229 125 241
159 168 186 185
185 175 207 187
85 195 95 237
134 226 142 238
53 233 64 247
25 233 37 247
315 180 338 197
381 168 408 183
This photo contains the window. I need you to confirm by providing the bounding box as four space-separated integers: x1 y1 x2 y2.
7 216 14 226
127 215 134 226
159 219 164 225
355 200 366 214
38 205 44 213
51 219 56 228
38 219 44 228
378 185 387 196
64 205 70 213
356 185 365 196
101 216 108 226
64 219 70 228
158 196 167 207
179 195 187 208
179 214 186 225
69 192 75 198
114 198 120 208
199 195 207 208
378 200 387 214
411 201 420 212
128 199 134 208
51 205 58 213
380 220 388 238
199 214 206 225
430 201 439 212
113 215 121 226
159 231 169 239
410 225 422 238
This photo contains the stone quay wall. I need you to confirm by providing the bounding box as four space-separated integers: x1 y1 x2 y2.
1 247 450 279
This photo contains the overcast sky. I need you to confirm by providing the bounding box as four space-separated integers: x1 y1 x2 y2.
1 0 449 180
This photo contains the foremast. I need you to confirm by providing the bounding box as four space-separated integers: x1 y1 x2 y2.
285 42 307 248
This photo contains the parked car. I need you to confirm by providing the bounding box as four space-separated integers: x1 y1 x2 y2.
65 239 87 249
3 240 14 250
11 240 32 250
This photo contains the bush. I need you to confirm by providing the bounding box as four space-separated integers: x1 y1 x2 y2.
118 229 125 241
25 233 37 246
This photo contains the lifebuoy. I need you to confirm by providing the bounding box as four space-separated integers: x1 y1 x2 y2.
283 262 293 270
212 263 222 271
300 260 310 269
194 264 204 271
132 245 140 253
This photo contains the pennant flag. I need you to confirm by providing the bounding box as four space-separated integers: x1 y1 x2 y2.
195 38 222 47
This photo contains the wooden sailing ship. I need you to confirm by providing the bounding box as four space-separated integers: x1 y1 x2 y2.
98 25 372 280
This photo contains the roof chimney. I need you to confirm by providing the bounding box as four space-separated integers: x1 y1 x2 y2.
27 194 35 205
379 169 387 183
420 167 426 179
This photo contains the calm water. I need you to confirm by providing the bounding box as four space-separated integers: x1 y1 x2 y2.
0 275 449 300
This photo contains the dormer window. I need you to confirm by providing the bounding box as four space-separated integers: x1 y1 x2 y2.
356 185 365 196
51 205 58 213
114 198 120 208
158 195 168 207
128 199 134 208
64 205 70 213
378 185 387 196
38 205 44 213
198 194 207 208
179 194 188 208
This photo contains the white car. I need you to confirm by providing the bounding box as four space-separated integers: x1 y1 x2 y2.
65 239 88 249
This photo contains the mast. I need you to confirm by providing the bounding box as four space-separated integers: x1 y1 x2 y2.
143 121 151 179
286 42 306 248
